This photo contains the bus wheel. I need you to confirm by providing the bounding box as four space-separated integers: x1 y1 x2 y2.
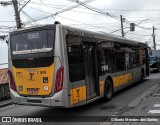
104 79 113 101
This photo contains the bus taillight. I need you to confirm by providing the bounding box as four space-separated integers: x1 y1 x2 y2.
8 70 17 92
54 66 64 93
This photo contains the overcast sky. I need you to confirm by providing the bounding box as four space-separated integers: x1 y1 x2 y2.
0 0 160 68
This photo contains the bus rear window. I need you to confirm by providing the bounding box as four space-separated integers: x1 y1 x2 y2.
11 30 54 55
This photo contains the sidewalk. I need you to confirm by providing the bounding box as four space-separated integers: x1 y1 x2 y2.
101 82 160 125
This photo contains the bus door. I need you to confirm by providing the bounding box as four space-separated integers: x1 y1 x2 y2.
83 42 99 100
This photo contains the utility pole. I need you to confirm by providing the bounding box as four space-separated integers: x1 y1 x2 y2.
120 15 124 37
153 26 156 50
12 0 21 29
0 0 22 29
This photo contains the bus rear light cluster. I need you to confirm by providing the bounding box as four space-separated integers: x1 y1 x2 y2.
54 66 64 93
8 70 17 92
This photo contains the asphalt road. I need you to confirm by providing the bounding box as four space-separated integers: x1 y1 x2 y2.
0 72 160 125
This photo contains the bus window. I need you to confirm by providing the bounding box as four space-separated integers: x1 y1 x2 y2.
97 43 106 75
68 45 83 64
67 36 85 82
125 53 130 69
97 42 114 73
135 50 140 66
115 52 125 71
114 44 140 71
11 30 54 54
114 44 125 71
130 49 140 68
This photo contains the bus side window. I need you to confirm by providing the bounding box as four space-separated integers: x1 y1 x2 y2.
125 53 130 69
68 45 83 64
102 46 114 73
97 43 106 75
67 43 85 82
130 49 140 68
140 49 146 65
98 42 114 74
115 52 125 71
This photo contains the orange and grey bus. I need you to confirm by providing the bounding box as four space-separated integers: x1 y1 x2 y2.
8 22 150 107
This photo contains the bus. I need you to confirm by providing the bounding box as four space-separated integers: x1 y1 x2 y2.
8 22 150 108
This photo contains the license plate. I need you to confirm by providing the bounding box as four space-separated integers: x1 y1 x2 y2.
27 88 39 94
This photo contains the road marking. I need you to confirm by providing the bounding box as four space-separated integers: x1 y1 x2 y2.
148 110 160 114
154 104 160 107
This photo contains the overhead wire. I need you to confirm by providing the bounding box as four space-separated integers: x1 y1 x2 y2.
75 0 120 21
29 1 69 8
21 10 40 25
127 32 152 37
100 9 160 12
125 16 160 19
29 1 160 12
74 0 152 31
57 15 111 31
23 0 95 25
61 1 74 7
21 6 151 39
25 5 53 13
26 5 100 16
125 34 145 40
29 1 88 10
2 0 108 33
0 0 157 43
25 5 56 21
23 0 152 36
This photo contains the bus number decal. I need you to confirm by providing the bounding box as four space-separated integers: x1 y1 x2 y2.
101 65 108 71
28 33 39 40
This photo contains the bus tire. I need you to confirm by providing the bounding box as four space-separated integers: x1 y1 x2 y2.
104 79 113 101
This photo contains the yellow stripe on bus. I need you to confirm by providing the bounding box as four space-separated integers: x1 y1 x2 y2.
70 81 105 105
70 86 86 105
113 73 132 88
100 80 105 94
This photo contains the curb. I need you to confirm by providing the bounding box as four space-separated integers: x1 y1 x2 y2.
127 79 160 108
0 99 13 108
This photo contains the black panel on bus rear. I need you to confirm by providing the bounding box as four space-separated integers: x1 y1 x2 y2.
12 57 54 68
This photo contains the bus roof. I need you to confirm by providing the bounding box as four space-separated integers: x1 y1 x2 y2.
9 23 148 48
62 25 148 48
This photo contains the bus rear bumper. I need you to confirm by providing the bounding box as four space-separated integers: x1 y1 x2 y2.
10 89 66 107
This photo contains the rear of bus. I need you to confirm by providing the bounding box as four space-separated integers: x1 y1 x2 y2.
8 24 68 107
